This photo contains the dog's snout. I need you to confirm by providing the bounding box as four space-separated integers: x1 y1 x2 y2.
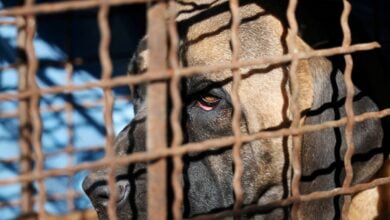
116 180 131 205
83 174 130 207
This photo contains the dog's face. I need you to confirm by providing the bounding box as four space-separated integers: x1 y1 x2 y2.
177 3 294 216
82 1 384 219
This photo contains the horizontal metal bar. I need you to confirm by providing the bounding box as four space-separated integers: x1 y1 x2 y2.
0 42 380 101
0 108 388 185
0 0 151 17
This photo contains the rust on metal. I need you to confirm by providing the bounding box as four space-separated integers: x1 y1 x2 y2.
0 0 389 219
65 62 76 212
146 1 169 220
0 0 150 17
17 14 34 215
97 2 118 220
192 175 390 220
24 0 46 218
64 9 76 213
167 0 184 219
0 19 18 25
285 0 303 218
228 0 244 217
340 0 355 219
0 108 389 185
0 42 380 102
0 95 131 119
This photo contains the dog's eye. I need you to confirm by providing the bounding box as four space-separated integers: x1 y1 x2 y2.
196 93 220 111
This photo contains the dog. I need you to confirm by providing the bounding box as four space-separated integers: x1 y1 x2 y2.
83 1 385 219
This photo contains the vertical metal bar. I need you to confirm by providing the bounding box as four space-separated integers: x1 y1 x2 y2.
97 2 117 220
24 0 46 218
168 1 184 219
286 0 302 219
229 0 244 217
16 15 34 215
340 0 355 219
65 62 75 212
146 1 168 219
65 10 75 213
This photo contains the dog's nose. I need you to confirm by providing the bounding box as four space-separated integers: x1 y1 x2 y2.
83 174 130 207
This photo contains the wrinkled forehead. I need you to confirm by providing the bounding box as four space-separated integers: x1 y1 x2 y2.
180 3 285 82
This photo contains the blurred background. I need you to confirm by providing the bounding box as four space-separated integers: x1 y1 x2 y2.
0 1 145 218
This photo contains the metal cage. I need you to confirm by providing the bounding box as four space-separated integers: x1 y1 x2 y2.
0 0 389 219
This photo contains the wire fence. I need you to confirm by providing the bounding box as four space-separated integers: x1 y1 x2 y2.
0 0 389 219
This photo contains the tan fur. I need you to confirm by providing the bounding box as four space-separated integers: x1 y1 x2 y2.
136 0 386 216
81 1 388 219
180 1 389 216
180 1 317 206
350 188 380 220
349 158 390 220
295 58 314 124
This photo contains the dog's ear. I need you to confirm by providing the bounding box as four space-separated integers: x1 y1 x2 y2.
290 39 316 125
128 37 148 76
298 54 384 219
128 37 148 112
294 58 314 124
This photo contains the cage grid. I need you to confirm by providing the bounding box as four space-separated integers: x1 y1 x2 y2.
0 0 390 219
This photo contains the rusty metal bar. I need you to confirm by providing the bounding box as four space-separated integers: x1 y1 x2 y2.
0 146 104 165
16 14 34 215
0 19 18 25
0 95 131 119
0 63 20 71
24 0 46 218
0 175 388 218
0 42 379 102
0 1 389 218
0 0 151 17
63 13 78 214
340 0 355 219
0 146 104 163
191 175 390 220
65 62 76 212
0 191 84 208
229 0 244 217
97 2 118 220
167 1 184 219
146 1 168 219
0 109 388 186
285 0 302 218
0 41 380 75
0 55 117 73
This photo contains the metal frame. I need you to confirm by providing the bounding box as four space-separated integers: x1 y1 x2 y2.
0 0 389 219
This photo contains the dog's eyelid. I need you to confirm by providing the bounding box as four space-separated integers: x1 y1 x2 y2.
186 77 216 95
200 93 220 104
